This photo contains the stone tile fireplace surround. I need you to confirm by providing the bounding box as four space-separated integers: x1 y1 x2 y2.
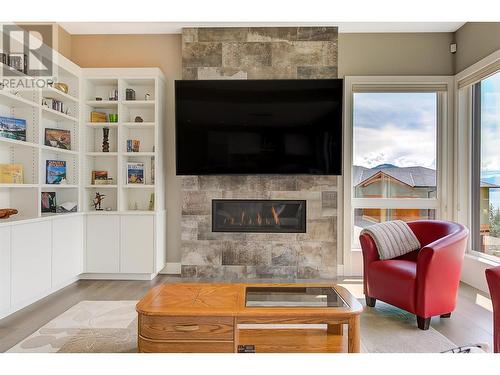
180 27 339 279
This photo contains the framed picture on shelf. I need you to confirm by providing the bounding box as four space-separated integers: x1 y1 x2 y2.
46 160 67 184
41 192 57 213
127 162 145 184
45 128 71 150
0 164 24 184
0 116 27 141
91 170 108 184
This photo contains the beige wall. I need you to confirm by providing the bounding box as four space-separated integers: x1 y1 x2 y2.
454 22 500 73
338 32 454 76
56 25 72 60
70 34 183 263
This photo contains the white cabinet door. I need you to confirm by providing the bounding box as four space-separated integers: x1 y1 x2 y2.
120 215 154 273
0 227 11 313
86 215 120 273
52 215 83 286
11 221 52 306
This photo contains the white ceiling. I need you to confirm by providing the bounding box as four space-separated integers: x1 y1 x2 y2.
59 22 466 35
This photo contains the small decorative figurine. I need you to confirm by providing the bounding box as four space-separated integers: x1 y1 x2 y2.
92 192 106 211
0 208 18 219
102 127 110 152
134 116 143 123
144 93 151 101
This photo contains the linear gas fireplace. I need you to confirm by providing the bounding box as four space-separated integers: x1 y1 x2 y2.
212 199 306 233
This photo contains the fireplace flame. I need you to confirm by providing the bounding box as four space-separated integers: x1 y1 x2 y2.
271 205 281 225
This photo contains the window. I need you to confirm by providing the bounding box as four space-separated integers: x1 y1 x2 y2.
349 86 446 248
472 71 500 259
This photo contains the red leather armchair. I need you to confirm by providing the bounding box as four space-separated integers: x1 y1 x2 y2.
360 220 468 330
486 266 500 353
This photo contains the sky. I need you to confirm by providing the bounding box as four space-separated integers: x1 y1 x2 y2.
353 92 437 169
481 72 500 210
352 75 500 210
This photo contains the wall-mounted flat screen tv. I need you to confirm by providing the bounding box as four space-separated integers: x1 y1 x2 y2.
175 79 343 175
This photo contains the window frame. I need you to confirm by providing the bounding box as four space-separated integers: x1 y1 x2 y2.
342 76 454 275
456 54 500 262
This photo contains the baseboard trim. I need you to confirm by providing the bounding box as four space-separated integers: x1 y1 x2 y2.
79 273 157 281
160 262 181 275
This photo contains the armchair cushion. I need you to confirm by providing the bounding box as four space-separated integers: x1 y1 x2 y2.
368 259 417 313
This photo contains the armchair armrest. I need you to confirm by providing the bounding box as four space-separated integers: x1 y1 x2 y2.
360 233 381 296
415 228 468 317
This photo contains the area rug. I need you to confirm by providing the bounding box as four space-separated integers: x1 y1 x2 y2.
7 300 457 353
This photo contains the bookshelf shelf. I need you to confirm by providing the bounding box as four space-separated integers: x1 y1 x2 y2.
85 100 119 108
85 185 118 189
42 86 79 103
124 152 155 156
41 184 79 189
40 145 79 155
122 122 155 128
0 184 39 188
41 106 78 122
86 152 118 156
85 122 119 128
0 138 39 148
0 91 38 108
121 100 155 107
123 184 155 189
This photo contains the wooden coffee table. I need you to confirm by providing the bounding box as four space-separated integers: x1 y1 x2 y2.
136 283 363 353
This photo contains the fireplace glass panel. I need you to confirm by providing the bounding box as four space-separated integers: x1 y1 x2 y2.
212 199 306 233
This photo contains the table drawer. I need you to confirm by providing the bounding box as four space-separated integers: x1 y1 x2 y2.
139 315 234 340
138 336 234 353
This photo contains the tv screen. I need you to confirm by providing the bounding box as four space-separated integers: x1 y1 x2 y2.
175 79 343 175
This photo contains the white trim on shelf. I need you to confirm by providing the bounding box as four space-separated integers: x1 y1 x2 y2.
41 184 79 189
40 145 79 155
123 152 154 156
0 91 38 107
85 185 118 189
0 138 39 149
0 184 39 188
85 100 119 108
122 122 155 128
84 122 119 128
41 86 79 103
121 100 155 107
123 184 155 189
41 106 78 122
85 152 118 156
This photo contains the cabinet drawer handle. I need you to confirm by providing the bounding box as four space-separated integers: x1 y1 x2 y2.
174 324 200 332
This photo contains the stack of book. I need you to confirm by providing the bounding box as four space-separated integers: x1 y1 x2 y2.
42 97 66 114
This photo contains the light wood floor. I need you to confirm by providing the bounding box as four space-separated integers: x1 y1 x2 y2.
0 276 494 352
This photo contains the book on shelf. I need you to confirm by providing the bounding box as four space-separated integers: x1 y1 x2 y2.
127 162 145 184
46 160 67 184
151 156 155 184
44 128 71 150
0 164 24 184
91 111 107 123
0 116 27 142
56 201 77 213
126 139 141 152
42 97 67 115
41 192 57 213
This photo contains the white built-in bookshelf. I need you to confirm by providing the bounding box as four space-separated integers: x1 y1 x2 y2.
0 66 165 223
82 69 165 215
1 56 167 319
0 54 81 223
